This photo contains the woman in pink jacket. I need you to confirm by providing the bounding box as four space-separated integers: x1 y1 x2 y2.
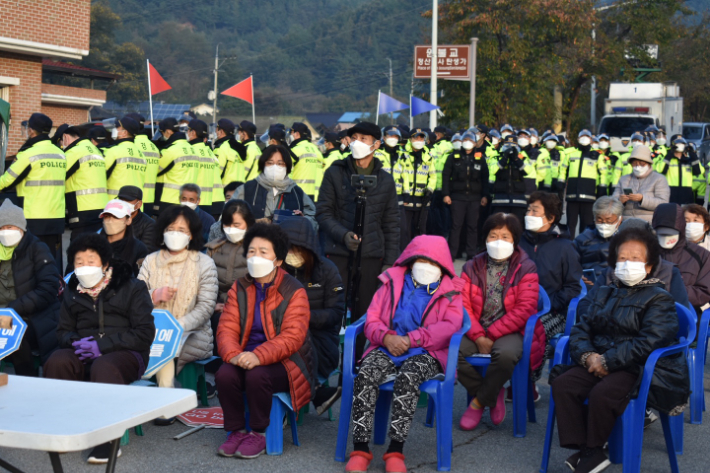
345 235 464 473
457 212 544 431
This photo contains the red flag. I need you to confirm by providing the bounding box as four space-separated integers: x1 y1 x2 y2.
148 63 171 95
221 76 253 104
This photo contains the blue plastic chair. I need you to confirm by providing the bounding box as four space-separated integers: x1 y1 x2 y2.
243 392 299 455
458 286 550 438
688 308 710 424
334 311 471 472
540 302 696 473
547 277 587 370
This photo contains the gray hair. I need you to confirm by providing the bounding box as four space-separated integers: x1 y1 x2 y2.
593 196 623 217
180 183 201 197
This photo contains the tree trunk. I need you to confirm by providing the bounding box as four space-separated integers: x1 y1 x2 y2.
563 74 589 136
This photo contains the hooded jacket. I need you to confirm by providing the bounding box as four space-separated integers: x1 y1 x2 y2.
612 170 670 222
519 225 583 314
316 156 400 265
363 235 464 371
279 217 345 378
235 176 318 231
571 280 689 415
58 260 155 365
461 248 545 369
652 203 710 311
205 237 248 304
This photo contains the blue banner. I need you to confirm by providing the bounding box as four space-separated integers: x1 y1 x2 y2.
143 309 185 378
410 95 440 116
0 309 27 361
378 91 409 115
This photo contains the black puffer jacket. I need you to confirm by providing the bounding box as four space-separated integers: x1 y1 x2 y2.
441 149 490 201
519 225 583 313
57 260 155 365
9 232 61 363
571 280 690 415
573 227 611 278
317 156 400 265
279 217 345 379
131 211 158 254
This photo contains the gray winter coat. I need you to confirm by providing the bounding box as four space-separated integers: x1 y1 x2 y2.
205 238 248 303
613 171 670 222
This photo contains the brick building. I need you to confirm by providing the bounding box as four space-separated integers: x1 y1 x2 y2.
0 0 113 156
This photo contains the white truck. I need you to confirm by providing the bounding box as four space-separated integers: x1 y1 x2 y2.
598 82 683 152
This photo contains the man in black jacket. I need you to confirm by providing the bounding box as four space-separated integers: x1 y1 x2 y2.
118 185 158 253
317 122 400 325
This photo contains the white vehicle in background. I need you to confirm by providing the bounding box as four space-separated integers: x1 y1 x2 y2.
598 82 683 153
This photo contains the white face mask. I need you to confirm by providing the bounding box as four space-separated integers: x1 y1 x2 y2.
0 229 22 247
658 232 680 249
474 134 481 142
350 139 374 159
462 141 474 151
164 231 190 251
411 261 441 286
285 251 305 268
518 137 530 148
340 143 347 151
223 226 246 243
411 140 425 150
247 256 276 278
676 144 686 153
525 215 545 232
685 222 705 242
385 137 399 148
486 240 515 260
614 261 647 286
264 164 287 181
453 141 462 150
596 221 619 238
578 137 591 146
599 141 610 149
591 143 600 150
632 140 643 147
632 165 649 177
501 132 511 138
181 201 198 210
103 218 127 236
111 128 119 140
75 265 105 289
530 136 538 146
657 137 667 146
545 141 557 150
491 138 500 146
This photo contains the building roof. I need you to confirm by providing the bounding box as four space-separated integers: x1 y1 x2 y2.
42 60 121 80
338 112 371 123
305 113 342 130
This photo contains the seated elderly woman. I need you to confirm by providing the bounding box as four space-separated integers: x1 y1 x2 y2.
345 235 463 473
44 233 154 463
552 227 690 473
573 197 623 284
215 223 314 460
683 203 710 252
457 213 544 431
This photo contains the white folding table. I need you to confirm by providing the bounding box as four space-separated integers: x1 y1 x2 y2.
0 375 197 473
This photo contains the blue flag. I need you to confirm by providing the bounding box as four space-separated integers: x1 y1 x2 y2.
410 95 440 116
378 91 409 115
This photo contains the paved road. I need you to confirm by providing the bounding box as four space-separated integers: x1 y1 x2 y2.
4 258 710 472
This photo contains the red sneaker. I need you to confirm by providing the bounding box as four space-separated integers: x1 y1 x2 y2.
383 452 407 473
490 388 507 425
345 450 373 472
218 431 249 457
235 431 266 459
459 403 483 431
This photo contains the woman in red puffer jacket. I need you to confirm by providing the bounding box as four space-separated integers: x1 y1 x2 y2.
457 212 545 431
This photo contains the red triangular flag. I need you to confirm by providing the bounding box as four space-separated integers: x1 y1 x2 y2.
221 76 253 104
148 62 171 95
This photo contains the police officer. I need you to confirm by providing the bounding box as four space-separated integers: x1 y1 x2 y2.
126 113 159 217
321 132 344 171
117 185 158 253
375 126 404 174
289 122 325 200
394 128 437 249
656 136 699 204
540 133 564 195
431 125 453 161
500 123 515 140
488 134 529 223
104 116 147 205
60 126 109 241
233 120 261 182
213 118 239 187
442 130 489 259
0 113 66 267
88 126 112 152
517 128 543 196
557 129 608 236
187 119 217 214
155 117 200 214
612 132 644 186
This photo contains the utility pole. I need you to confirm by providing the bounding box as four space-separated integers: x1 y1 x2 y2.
469 37 478 128
429 0 438 129
410 73 415 130
386 58 393 124
591 26 597 133
212 44 220 139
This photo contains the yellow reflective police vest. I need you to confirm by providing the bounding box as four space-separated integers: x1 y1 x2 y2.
0 137 66 228
323 148 344 172
559 147 608 202
214 137 239 186
103 138 146 197
374 145 404 175
290 139 325 199
156 138 200 207
241 139 262 182
64 138 108 227
134 134 160 208
393 145 437 207
191 140 216 208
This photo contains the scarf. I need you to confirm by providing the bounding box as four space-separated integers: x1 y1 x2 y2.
77 267 113 300
256 173 293 193
0 245 15 262
151 249 200 319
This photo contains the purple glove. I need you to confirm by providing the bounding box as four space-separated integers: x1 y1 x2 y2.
74 338 101 361
71 336 94 349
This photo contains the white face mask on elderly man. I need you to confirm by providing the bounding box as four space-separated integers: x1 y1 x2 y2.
350 140 374 159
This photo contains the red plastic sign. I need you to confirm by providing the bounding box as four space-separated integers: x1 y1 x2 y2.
413 45 471 80
177 407 224 428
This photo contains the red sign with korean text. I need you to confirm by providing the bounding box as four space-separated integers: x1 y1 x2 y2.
413 45 471 80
